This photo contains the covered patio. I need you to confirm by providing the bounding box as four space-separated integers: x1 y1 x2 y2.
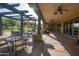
0 3 79 56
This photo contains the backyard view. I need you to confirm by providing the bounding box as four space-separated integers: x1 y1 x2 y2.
2 17 38 34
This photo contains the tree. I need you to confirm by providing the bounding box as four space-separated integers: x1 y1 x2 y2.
3 19 19 31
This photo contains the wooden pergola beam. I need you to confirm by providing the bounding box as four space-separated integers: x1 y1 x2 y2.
0 3 22 14
0 4 19 8
3 16 19 20
0 3 35 21
0 10 28 15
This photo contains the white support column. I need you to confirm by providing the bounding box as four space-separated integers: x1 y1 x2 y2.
61 22 64 34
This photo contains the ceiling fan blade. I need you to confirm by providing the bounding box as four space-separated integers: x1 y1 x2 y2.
54 11 58 14
60 11 63 14
53 3 65 15
62 8 69 11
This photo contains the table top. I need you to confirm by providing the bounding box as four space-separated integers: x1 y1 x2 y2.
6 36 21 41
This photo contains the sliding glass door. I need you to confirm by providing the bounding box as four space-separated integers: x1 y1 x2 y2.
63 18 79 37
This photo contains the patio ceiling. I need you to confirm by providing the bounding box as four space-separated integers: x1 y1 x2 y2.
38 3 79 24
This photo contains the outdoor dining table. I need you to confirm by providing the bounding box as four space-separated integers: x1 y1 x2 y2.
0 33 29 56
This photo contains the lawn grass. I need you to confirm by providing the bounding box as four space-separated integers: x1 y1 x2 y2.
3 26 32 33
4 29 11 32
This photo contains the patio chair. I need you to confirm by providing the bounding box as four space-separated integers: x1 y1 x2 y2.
11 31 20 36
0 38 9 56
13 37 27 56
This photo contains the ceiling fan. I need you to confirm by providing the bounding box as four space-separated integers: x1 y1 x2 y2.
53 4 70 15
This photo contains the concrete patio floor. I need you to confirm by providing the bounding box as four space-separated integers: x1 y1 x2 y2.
27 32 79 56
0 32 79 56
42 32 79 56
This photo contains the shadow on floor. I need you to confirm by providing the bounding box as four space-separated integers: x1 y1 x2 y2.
47 32 79 56
0 44 27 56
31 41 50 56
29 40 54 56
0 46 9 56
0 39 54 56
27 42 55 49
